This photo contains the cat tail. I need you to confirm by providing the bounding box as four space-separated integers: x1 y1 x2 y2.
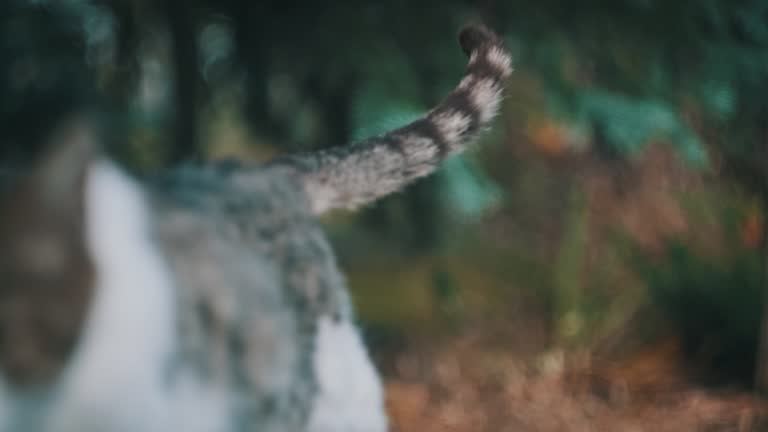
271 24 512 215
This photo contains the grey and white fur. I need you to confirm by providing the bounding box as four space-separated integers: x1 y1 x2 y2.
0 25 512 432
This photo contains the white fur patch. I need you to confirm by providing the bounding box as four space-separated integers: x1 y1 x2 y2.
399 135 438 172
0 162 235 432
40 161 178 431
467 78 502 123
33 161 232 432
306 179 340 215
486 46 512 76
431 110 471 148
0 378 9 431
306 317 387 432
458 74 475 90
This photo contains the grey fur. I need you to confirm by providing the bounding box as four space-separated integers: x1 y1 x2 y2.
149 164 350 431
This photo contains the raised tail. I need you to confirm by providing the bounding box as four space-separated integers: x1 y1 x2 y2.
273 24 512 215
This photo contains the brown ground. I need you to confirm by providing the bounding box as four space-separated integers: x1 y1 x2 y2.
383 330 768 432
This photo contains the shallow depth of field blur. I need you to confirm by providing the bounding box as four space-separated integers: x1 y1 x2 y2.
2 1 768 430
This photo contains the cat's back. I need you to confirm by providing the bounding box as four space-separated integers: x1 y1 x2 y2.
0 160 369 432
149 162 352 329
144 163 357 430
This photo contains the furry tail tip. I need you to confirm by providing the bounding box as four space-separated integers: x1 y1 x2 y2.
458 24 513 78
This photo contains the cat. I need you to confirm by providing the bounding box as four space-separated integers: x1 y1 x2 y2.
0 24 511 432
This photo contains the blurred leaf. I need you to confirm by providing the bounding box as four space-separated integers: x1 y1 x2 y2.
438 155 502 220
576 90 708 166
351 47 424 141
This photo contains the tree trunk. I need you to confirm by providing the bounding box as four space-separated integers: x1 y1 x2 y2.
163 0 200 165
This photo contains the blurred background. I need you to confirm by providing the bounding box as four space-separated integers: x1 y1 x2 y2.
2 0 768 430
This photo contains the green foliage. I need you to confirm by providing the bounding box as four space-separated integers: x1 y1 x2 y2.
576 90 708 166
351 85 424 142
501 0 768 181
634 241 763 382
698 80 736 119
438 156 502 220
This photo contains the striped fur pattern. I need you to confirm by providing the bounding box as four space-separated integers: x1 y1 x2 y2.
271 25 512 215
